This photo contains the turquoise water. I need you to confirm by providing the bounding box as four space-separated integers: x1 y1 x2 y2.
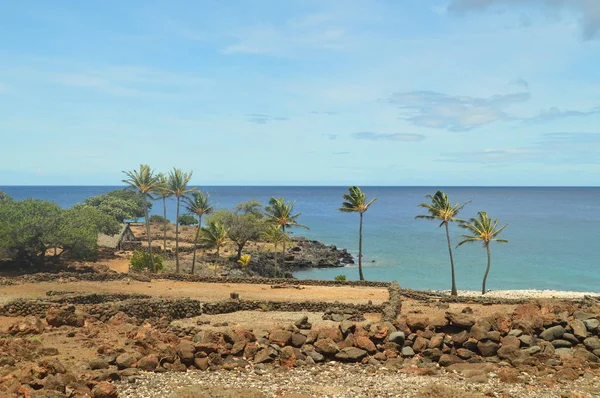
2 186 599 292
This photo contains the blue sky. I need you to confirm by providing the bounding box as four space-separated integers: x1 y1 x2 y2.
0 0 599 186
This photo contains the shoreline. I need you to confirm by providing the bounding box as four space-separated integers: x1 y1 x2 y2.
436 289 600 299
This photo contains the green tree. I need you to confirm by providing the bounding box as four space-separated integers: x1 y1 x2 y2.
260 225 289 252
199 220 228 275
339 186 376 281
457 211 509 295
167 168 196 273
184 190 214 274
416 190 469 296
177 214 198 226
0 190 12 204
263 197 308 277
80 190 150 223
152 173 171 258
211 208 264 260
235 200 263 217
122 164 161 272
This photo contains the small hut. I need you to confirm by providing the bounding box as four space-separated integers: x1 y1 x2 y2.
97 223 136 251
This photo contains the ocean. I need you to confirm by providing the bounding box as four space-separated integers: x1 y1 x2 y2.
1 186 599 293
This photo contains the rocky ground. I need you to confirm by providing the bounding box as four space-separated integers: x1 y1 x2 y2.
1 274 600 397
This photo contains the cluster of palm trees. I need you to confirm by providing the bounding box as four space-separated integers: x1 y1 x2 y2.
122 164 308 276
343 186 508 295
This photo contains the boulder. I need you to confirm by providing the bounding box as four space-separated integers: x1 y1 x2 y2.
335 347 367 362
456 348 474 360
584 337 600 351
314 338 339 356
584 319 600 332
137 354 159 372
269 330 292 347
388 331 405 346
46 306 86 327
446 312 475 329
92 382 118 398
470 325 488 341
500 335 520 348
89 358 110 370
8 316 45 335
176 341 196 365
438 354 464 367
339 320 355 336
279 346 297 368
497 345 525 362
194 357 209 371
401 346 415 357
254 347 278 364
570 320 588 339
291 333 307 348
294 316 312 330
552 340 573 348
539 325 565 342
412 336 429 353
355 336 376 354
452 331 469 346
477 341 499 357
116 353 135 369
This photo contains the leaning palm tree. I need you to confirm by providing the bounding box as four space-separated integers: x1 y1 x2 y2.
416 191 469 296
122 164 160 272
184 190 214 274
457 212 508 295
339 186 377 281
167 168 196 273
152 173 171 258
263 197 308 277
199 220 228 276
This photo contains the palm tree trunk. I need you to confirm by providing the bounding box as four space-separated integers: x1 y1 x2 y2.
143 198 155 273
279 226 285 278
445 222 458 296
215 246 220 276
358 213 364 281
482 244 491 295
191 214 202 274
162 197 167 258
175 196 180 273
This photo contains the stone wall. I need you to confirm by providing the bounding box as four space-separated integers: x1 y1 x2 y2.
202 299 383 315
157 274 391 288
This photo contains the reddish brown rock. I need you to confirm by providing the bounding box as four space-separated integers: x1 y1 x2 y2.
8 316 45 336
280 346 297 368
136 354 158 372
269 330 293 347
314 338 340 356
412 336 429 353
355 336 376 354
92 381 118 398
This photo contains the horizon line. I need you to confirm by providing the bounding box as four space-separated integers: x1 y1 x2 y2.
1 184 599 188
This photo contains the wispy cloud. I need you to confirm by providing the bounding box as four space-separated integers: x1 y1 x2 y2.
352 132 425 142
246 114 289 124
387 90 530 131
508 78 529 89
447 0 600 40
440 132 600 164
526 106 600 123
323 133 338 140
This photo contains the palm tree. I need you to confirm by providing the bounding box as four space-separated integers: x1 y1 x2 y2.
167 168 196 273
199 220 228 275
263 197 308 277
260 224 289 252
416 191 469 296
152 173 171 258
122 164 160 272
457 211 508 295
339 186 377 281
184 190 214 274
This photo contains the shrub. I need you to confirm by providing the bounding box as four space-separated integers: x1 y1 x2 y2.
334 274 347 281
178 214 198 226
130 250 164 272
149 215 168 224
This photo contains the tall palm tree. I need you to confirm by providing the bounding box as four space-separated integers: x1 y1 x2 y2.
339 186 377 281
152 173 171 258
457 211 508 295
122 164 160 272
167 168 196 273
263 197 308 277
416 191 469 296
184 190 214 274
199 220 228 275
260 224 288 252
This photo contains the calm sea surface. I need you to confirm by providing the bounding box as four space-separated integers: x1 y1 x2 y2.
2 186 599 293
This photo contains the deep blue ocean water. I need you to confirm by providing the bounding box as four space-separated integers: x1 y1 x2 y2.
2 186 599 293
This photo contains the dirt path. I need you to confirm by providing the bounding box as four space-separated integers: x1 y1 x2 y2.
0 280 388 305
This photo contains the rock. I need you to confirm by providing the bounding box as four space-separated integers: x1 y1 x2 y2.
452 330 469 345
429 334 444 349
8 316 45 335
46 306 86 327
335 347 367 361
401 346 415 357
552 339 573 348
570 320 588 339
92 381 118 398
456 348 474 360
405 314 428 331
463 338 478 352
254 347 278 364
497 345 525 362
584 319 600 331
168 386 266 398
523 345 541 355
470 325 488 341
0 355 15 367
176 341 195 365
294 316 312 330
498 367 520 383
355 336 376 354
194 357 209 371
446 312 475 329
508 329 523 337
116 353 135 369
279 346 297 368
314 338 339 356
584 337 600 351
573 310 595 321
412 336 429 353
438 354 463 367
89 358 110 370
555 348 573 358
339 320 355 336
477 341 499 357
368 323 389 340
540 325 565 341
137 354 158 372
43 374 66 393
388 331 405 346
269 330 292 346
487 331 501 342
306 350 324 363
291 333 307 348
500 335 520 348
519 335 533 346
